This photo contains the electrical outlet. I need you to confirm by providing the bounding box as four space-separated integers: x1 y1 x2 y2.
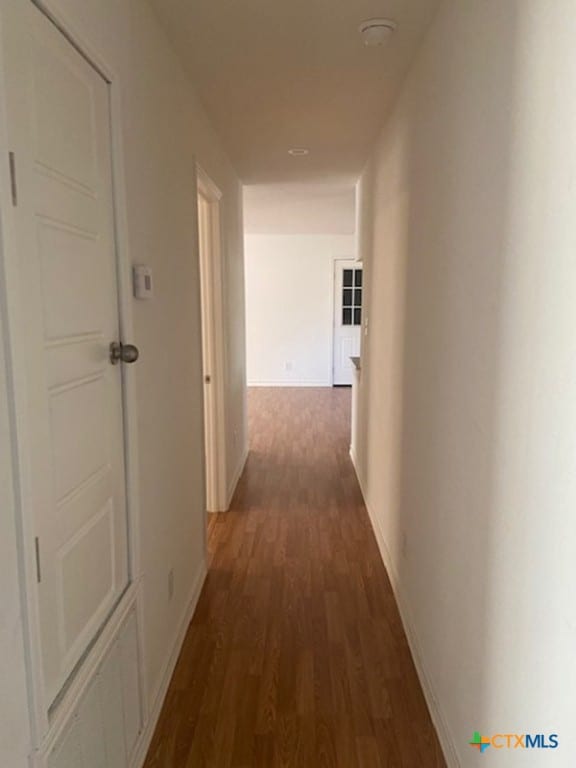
285 361 293 371
168 569 174 601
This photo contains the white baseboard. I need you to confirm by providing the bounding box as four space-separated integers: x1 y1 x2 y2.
227 444 248 509
247 380 332 387
349 451 460 768
130 559 207 768
349 445 358 470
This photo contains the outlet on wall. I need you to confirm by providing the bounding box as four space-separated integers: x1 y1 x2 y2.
168 569 174 601
284 361 293 371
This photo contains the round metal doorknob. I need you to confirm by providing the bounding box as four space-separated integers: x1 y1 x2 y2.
110 341 140 365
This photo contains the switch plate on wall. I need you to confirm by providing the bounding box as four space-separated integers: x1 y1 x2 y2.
133 264 154 299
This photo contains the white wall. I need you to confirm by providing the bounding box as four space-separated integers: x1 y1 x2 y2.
354 1 576 765
245 234 355 386
244 184 356 236
0 0 246 763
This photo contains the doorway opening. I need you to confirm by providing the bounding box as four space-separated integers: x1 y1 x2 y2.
197 166 227 513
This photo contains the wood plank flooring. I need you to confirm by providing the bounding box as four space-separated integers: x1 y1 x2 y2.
144 388 446 767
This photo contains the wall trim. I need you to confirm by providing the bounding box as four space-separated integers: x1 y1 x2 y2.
349 450 460 768
226 444 248 509
247 380 332 388
349 446 358 470
130 559 207 768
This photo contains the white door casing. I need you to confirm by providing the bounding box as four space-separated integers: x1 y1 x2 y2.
333 260 362 386
2 1 130 707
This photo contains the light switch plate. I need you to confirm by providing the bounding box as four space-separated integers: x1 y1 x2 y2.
133 265 153 299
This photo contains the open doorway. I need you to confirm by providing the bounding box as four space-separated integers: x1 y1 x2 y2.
197 166 227 512
243 184 357 388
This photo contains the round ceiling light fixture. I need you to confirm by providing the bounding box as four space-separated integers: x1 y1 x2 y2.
288 148 310 156
359 18 397 47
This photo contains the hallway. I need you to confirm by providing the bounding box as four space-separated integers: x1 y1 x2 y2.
144 388 445 767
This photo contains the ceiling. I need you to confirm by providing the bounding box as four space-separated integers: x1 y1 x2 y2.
148 0 440 185
244 183 356 235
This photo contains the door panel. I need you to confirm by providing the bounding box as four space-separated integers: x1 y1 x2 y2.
2 1 129 705
59 501 114 656
38 223 104 339
333 260 362 385
33 37 98 192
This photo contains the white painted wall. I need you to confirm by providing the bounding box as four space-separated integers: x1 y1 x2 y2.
0 0 246 763
244 184 356 236
245 234 355 386
354 1 576 765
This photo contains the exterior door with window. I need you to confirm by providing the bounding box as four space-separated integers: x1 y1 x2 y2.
333 260 362 386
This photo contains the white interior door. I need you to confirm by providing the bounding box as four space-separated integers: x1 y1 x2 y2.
197 167 227 514
333 260 363 386
2 2 130 705
197 192 217 511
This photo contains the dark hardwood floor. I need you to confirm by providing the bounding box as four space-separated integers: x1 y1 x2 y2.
144 388 446 767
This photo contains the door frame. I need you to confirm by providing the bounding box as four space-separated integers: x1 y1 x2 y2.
196 164 228 513
0 0 146 755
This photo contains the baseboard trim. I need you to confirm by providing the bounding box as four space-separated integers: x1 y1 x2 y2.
130 559 207 768
247 381 332 388
349 445 358 470
226 444 249 509
349 452 460 768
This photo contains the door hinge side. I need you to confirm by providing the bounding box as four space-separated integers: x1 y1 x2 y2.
9 152 17 206
34 537 41 583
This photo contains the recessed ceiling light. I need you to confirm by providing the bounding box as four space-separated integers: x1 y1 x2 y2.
359 18 397 47
288 148 309 156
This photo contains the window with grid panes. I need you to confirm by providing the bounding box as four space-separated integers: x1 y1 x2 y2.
342 268 362 326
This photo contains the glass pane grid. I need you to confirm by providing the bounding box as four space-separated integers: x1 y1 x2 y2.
341 267 362 325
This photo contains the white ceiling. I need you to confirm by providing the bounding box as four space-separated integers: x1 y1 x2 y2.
148 0 440 185
244 183 356 235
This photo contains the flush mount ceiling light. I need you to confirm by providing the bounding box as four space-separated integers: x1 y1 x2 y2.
359 18 397 47
288 148 310 156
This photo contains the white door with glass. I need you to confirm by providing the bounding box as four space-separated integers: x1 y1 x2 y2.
2 1 132 706
333 260 363 386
